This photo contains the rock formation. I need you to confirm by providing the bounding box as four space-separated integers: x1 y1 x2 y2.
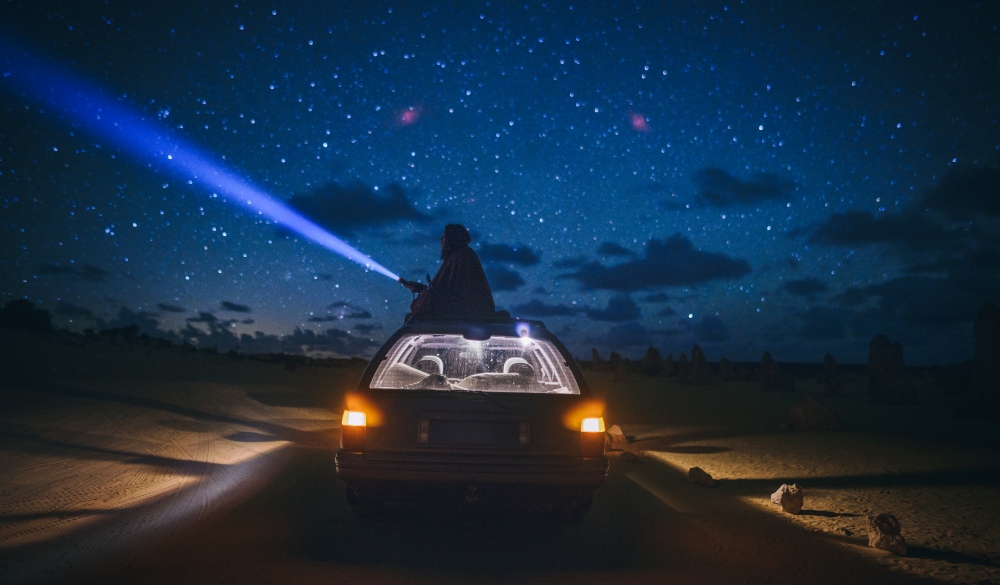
784 397 843 431
640 346 663 377
866 513 907 555
770 483 803 514
971 300 1000 407
867 334 910 403
605 424 629 451
821 353 842 396
688 467 718 487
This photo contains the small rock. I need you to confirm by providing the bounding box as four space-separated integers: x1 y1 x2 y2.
688 466 718 487
605 424 629 451
838 527 853 537
866 513 907 555
783 397 843 431
770 483 804 514
620 451 639 463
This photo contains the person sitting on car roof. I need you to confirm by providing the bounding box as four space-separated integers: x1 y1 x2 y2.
401 224 495 322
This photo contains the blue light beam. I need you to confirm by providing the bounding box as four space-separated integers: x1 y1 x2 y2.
0 39 400 281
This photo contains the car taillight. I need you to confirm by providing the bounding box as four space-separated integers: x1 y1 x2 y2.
341 410 366 451
580 416 605 457
580 417 605 433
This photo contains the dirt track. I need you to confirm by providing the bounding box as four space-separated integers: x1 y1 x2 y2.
2 332 999 584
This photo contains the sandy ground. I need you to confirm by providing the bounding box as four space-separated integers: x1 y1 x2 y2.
1 330 998 584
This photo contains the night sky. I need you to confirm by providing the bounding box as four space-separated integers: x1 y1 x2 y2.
2 1 999 365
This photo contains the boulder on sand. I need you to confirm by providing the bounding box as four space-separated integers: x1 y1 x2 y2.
605 424 629 451
866 513 907 555
770 483 803 514
783 397 843 431
688 466 718 487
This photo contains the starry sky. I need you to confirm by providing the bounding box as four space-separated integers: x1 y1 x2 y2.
2 1 999 366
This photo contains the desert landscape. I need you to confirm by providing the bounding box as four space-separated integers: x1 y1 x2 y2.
1 323 998 584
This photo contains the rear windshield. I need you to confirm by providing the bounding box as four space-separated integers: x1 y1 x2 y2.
369 334 581 394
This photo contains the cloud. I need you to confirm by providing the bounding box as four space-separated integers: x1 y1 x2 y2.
478 243 541 266
80 265 111 282
597 242 635 257
157 303 187 313
36 263 111 282
551 256 588 269
836 272 997 328
510 299 582 318
605 321 656 349
695 315 729 343
320 302 372 319
795 305 852 340
642 292 671 303
103 306 164 336
561 234 751 291
808 210 956 252
924 164 1000 219
286 182 430 235
585 294 641 322
693 167 795 206
38 263 75 276
352 323 383 334
779 278 830 300
221 301 252 313
485 266 526 291
187 312 219 324
278 327 381 356
54 301 98 321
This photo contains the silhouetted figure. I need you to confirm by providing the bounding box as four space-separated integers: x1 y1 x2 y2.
609 350 622 380
402 224 496 322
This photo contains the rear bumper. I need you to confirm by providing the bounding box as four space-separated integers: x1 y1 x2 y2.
336 450 609 499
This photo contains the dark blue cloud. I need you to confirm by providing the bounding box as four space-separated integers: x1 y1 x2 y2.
606 321 656 349
779 278 830 300
510 299 582 318
323 301 373 319
693 167 795 206
808 210 956 251
36 263 111 282
585 294 641 322
924 165 1000 219
286 182 429 235
485 265 526 291
54 301 98 320
561 234 751 291
221 301 252 313
597 242 635 257
478 242 541 266
695 315 729 343
157 303 187 313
